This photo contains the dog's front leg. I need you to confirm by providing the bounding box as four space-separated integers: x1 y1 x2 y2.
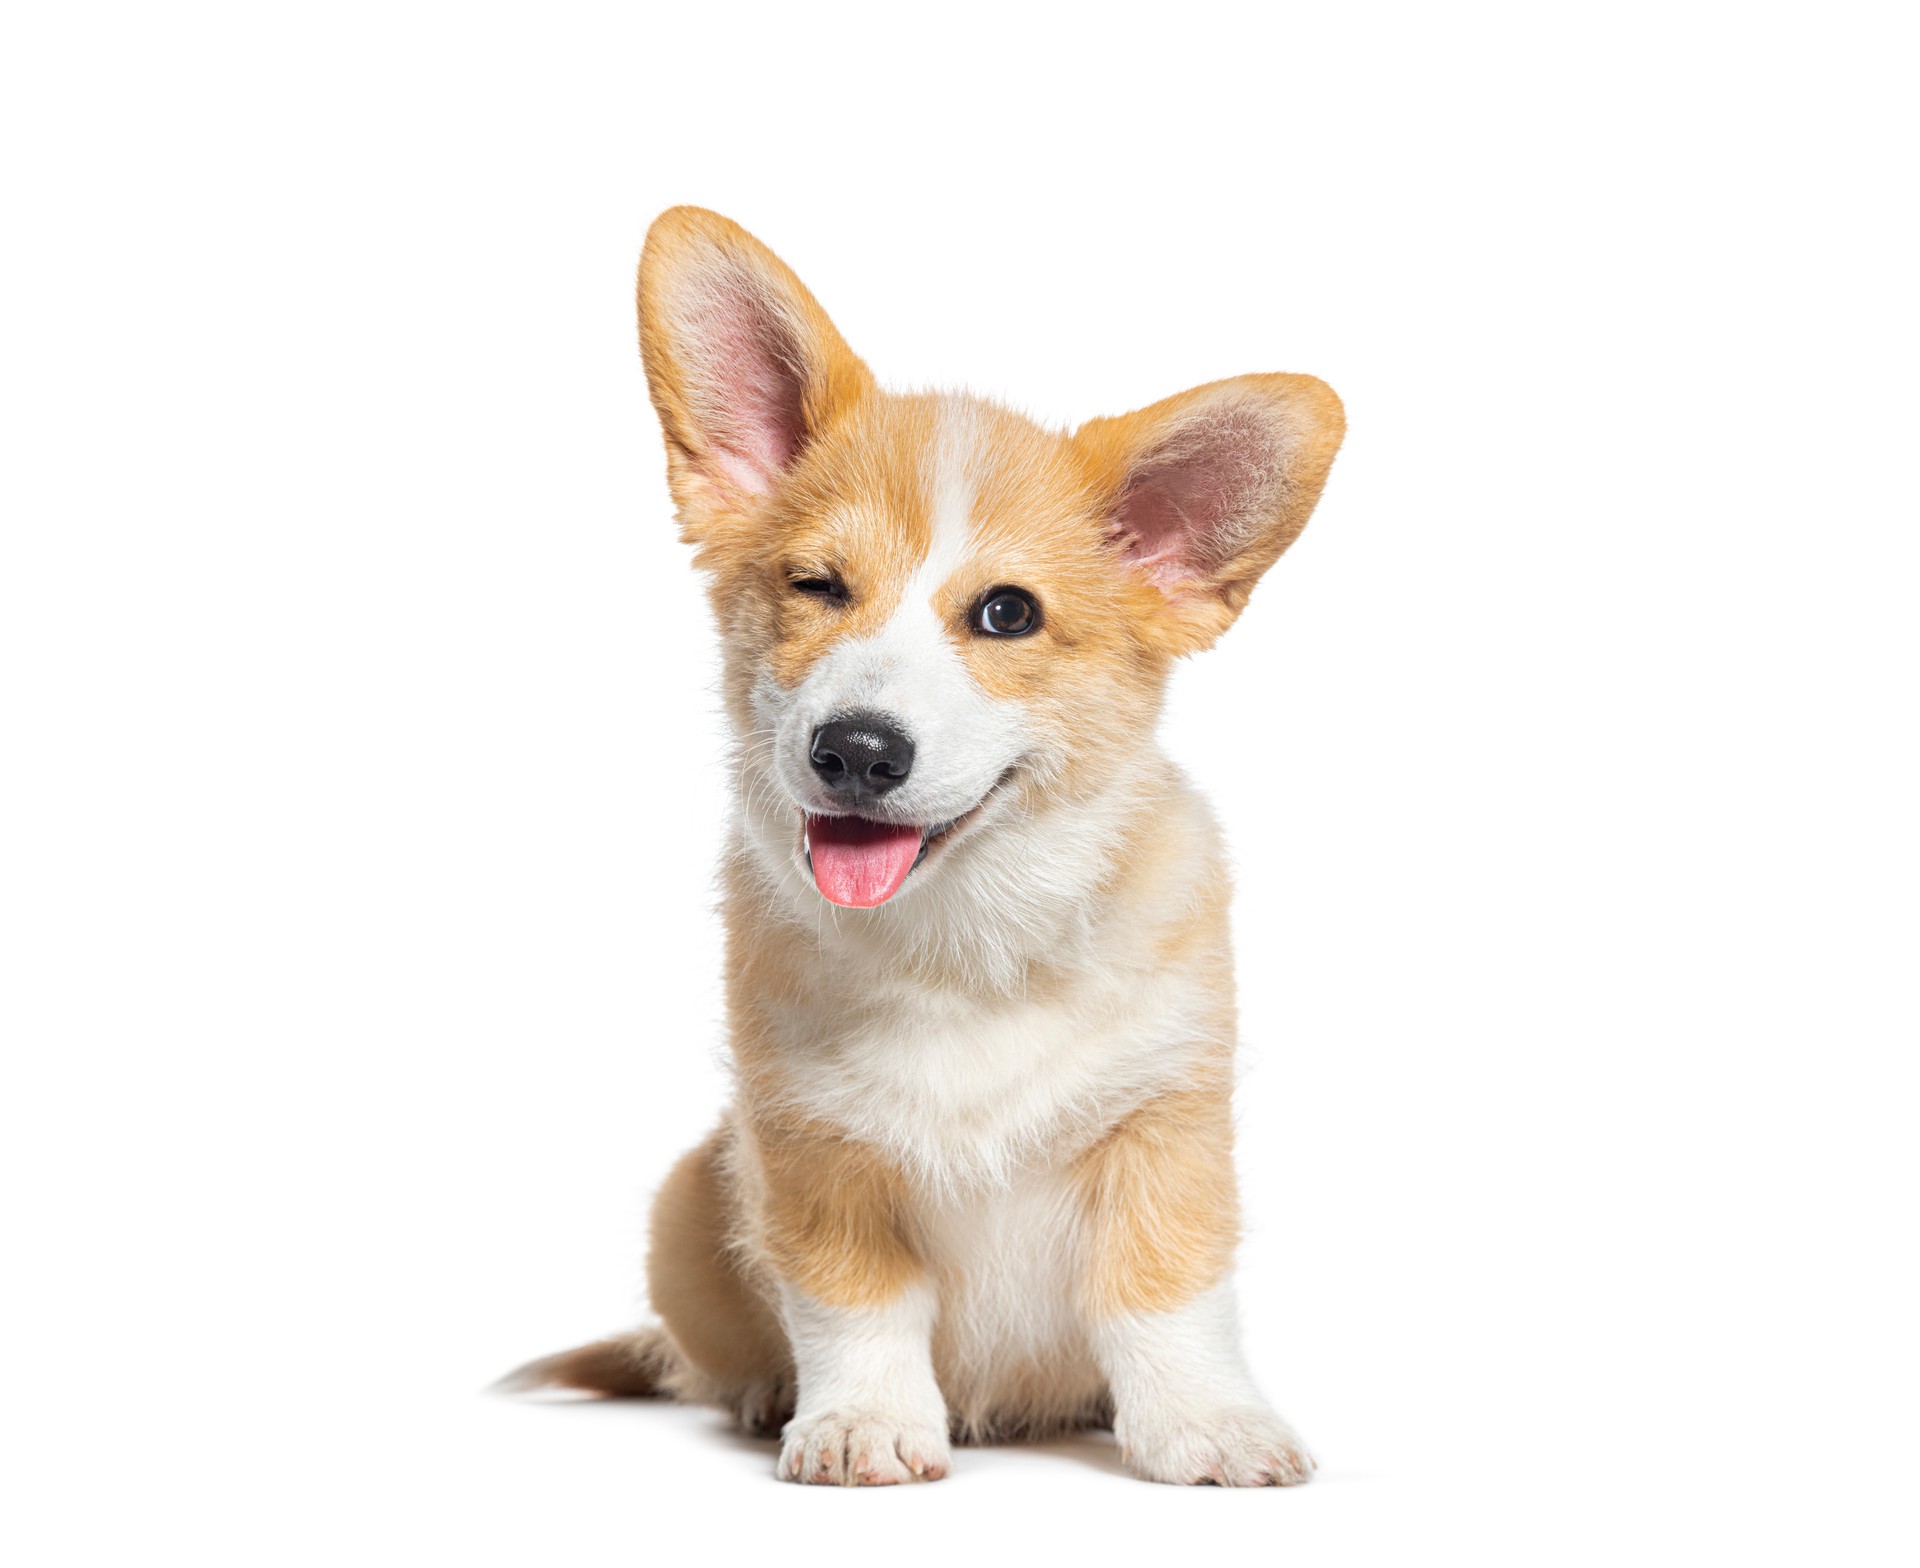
775 1278 950 1485
1079 1085 1315 1486
756 1126 951 1486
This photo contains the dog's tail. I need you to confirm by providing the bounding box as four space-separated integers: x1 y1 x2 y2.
493 1324 684 1399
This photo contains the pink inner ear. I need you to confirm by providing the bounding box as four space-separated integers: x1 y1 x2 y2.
688 273 809 494
1111 405 1279 587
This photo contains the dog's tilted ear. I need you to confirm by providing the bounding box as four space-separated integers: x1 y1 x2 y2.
1076 375 1345 653
637 207 873 534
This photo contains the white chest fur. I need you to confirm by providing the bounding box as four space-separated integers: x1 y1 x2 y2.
916 1163 1106 1438
765 955 1214 1191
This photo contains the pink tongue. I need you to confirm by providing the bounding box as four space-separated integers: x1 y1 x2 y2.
806 815 923 907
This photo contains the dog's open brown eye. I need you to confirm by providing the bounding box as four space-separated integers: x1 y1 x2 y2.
975 587 1040 637
789 575 847 602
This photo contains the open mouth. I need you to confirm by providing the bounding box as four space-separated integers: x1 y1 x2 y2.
801 810 968 908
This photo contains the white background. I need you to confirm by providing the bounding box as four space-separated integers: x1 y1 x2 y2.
3 3 1915 1563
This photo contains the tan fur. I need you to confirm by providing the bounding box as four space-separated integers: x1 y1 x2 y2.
1077 845 1240 1316
1075 1080 1242 1316
494 1325 679 1398
638 206 874 546
503 209 1345 1484
745 1110 924 1309
644 1129 791 1385
1075 374 1347 654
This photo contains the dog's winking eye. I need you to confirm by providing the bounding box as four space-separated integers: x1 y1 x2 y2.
974 587 1040 637
788 573 848 603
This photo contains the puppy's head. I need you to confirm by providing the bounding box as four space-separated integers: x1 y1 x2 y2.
638 208 1344 911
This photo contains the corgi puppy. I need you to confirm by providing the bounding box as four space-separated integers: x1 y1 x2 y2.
504 208 1346 1486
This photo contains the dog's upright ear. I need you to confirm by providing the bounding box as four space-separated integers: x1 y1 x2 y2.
1076 374 1345 654
637 208 874 537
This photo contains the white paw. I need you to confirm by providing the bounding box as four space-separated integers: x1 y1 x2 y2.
777 1410 952 1486
1120 1407 1316 1487
731 1374 796 1437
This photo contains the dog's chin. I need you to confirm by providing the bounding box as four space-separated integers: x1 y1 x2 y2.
788 774 1012 910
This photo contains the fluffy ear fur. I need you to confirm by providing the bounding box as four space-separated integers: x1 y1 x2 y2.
1075 375 1345 653
638 207 874 535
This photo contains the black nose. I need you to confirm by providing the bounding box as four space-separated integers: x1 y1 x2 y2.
809 713 915 801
